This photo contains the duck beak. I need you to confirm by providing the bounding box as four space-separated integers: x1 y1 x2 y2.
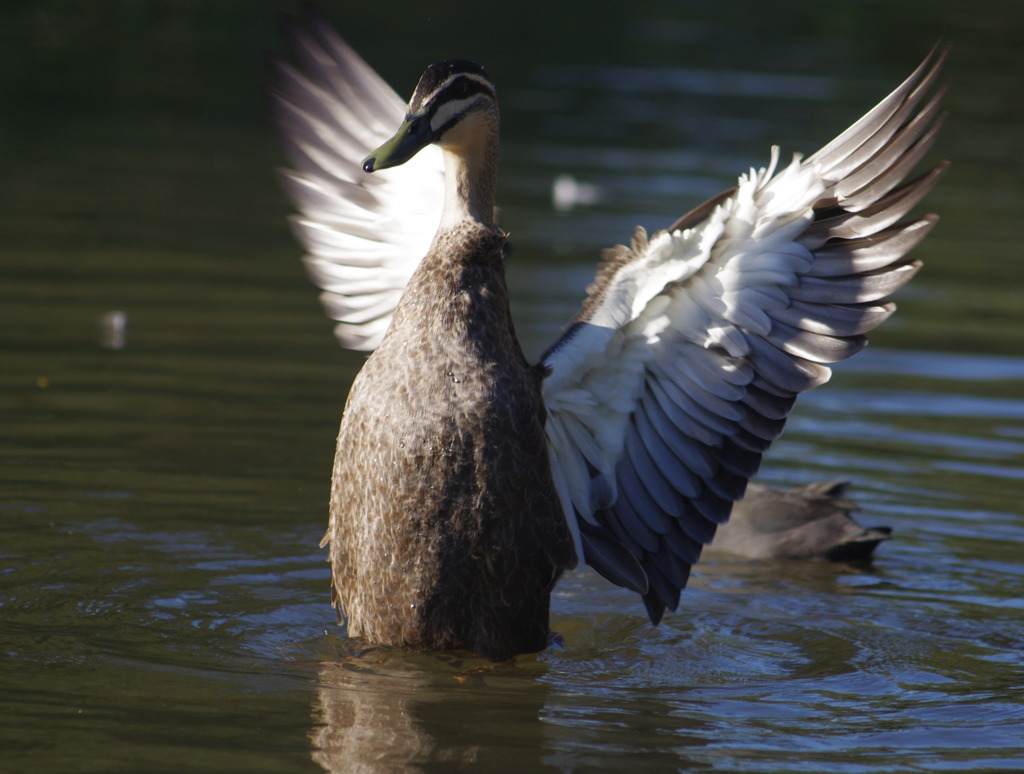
362 113 432 173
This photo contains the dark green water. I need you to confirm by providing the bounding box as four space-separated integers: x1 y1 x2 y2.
3 1 1023 771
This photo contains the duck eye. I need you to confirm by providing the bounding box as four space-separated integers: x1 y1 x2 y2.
454 80 470 98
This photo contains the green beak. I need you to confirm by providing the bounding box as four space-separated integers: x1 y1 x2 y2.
362 114 433 173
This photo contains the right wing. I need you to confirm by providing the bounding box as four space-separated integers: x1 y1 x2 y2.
540 48 947 622
269 8 444 351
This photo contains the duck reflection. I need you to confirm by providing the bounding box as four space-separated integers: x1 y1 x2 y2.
309 647 555 772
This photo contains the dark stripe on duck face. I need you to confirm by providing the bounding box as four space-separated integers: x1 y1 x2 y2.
408 62 497 137
410 59 492 111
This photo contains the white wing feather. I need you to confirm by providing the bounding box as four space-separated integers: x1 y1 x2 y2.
542 48 947 619
270 9 444 351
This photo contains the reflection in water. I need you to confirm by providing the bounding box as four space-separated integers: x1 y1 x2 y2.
309 649 553 772
304 558 886 772
311 661 434 772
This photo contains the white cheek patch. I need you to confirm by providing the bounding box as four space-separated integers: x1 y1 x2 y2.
429 96 482 133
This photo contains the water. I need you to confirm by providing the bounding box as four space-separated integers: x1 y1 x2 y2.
4 1 1024 771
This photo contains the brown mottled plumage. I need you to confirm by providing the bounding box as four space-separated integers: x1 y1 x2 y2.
324 201 572 660
317 60 575 660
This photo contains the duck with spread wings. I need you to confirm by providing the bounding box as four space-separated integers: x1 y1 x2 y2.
269 10 947 660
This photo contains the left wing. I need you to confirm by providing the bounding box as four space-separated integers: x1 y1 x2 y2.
269 7 444 351
541 48 948 622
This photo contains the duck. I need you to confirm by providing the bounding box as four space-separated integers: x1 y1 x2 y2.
270 9 947 660
710 481 892 562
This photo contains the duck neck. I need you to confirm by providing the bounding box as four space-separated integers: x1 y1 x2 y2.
438 113 500 231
